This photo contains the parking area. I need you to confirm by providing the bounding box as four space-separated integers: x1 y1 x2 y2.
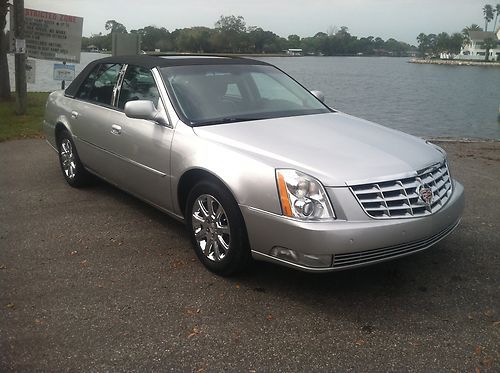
1 139 499 371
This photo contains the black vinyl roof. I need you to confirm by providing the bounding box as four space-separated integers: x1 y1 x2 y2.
65 55 270 97
96 54 270 68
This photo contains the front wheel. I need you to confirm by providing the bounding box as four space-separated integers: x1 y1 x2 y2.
186 180 251 276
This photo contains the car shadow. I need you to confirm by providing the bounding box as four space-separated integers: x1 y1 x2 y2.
82 176 467 321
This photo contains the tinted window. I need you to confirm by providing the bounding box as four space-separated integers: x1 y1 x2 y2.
76 63 122 106
117 66 160 110
161 64 330 125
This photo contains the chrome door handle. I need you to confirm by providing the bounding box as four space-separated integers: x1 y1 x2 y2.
71 111 79 119
111 124 122 135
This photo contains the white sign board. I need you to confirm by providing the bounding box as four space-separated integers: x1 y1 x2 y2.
26 59 36 84
23 8 83 63
15 39 26 54
53 64 76 81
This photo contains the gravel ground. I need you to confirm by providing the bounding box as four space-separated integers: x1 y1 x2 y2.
0 139 499 372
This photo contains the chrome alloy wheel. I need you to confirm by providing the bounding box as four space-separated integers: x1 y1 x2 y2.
191 194 231 262
60 138 76 180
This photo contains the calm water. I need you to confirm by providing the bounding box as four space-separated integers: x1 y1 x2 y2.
8 53 500 140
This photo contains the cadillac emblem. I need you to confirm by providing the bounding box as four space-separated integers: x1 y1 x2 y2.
417 183 433 206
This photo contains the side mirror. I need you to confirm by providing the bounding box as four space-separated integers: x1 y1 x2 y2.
124 100 166 125
310 90 325 103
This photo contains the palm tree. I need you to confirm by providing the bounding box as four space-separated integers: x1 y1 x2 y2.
462 24 482 46
481 37 497 60
493 4 500 32
483 4 495 31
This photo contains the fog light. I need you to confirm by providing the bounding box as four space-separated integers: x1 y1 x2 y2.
270 246 332 268
270 247 299 262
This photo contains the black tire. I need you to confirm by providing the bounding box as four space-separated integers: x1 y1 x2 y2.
186 180 251 276
57 130 91 188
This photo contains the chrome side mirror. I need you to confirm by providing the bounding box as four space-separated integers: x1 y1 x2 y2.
124 100 166 125
310 90 325 103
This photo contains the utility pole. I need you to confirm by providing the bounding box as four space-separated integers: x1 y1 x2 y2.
13 0 26 114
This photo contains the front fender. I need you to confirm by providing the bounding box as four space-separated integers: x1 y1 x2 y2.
171 122 282 217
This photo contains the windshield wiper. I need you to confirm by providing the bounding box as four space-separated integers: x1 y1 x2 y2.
194 117 264 126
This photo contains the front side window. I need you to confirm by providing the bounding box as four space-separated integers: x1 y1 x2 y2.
117 65 160 110
76 63 122 106
160 64 330 126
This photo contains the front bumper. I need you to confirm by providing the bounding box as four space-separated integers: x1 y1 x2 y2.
241 180 464 272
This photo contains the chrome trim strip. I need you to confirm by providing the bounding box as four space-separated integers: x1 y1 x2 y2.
79 138 167 177
332 218 460 268
344 161 442 187
46 139 58 152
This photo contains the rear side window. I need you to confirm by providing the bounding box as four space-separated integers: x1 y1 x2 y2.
76 63 122 106
117 65 160 110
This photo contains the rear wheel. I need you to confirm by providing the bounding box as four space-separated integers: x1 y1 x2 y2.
57 130 91 187
186 180 251 276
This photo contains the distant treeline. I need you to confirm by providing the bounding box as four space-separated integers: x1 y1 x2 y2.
82 16 416 56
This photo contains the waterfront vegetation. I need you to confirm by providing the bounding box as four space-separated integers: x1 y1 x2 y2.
0 92 48 141
82 16 415 56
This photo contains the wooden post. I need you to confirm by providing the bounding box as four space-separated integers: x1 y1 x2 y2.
13 0 26 114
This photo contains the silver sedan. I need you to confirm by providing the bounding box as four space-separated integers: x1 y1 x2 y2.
43 55 464 275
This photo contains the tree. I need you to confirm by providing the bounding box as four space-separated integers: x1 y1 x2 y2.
105 20 127 34
287 34 301 48
417 33 429 56
481 37 497 60
132 26 171 51
493 4 500 32
462 24 483 45
215 15 246 34
213 15 247 53
483 4 494 31
449 33 465 54
0 0 11 100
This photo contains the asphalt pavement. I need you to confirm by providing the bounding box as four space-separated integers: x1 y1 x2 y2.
0 139 499 372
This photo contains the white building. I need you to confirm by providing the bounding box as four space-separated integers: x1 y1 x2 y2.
458 29 500 61
286 48 303 56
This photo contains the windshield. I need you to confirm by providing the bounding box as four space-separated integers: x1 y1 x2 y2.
160 64 331 126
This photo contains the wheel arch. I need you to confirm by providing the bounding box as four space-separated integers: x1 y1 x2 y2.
54 122 70 146
177 168 238 219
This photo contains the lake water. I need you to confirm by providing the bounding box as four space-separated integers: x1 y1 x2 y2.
8 53 500 140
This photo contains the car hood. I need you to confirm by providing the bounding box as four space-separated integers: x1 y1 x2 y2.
192 112 444 187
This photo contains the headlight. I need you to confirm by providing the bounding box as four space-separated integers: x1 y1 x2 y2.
276 169 335 220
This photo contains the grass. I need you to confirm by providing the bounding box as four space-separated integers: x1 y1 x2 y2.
0 92 50 142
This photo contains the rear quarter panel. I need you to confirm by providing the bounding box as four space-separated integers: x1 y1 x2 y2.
43 90 74 148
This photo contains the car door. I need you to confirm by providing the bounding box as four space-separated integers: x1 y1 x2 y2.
69 62 129 182
105 65 174 211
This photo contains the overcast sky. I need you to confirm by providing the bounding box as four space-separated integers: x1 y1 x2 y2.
24 0 488 44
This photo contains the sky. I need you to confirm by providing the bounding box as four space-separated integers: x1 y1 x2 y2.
23 0 489 44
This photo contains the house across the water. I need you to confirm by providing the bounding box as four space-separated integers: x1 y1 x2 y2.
286 48 303 56
458 29 500 61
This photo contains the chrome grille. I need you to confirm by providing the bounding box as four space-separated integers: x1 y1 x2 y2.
349 162 453 219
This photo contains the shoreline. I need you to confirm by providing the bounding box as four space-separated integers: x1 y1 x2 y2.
409 58 500 67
